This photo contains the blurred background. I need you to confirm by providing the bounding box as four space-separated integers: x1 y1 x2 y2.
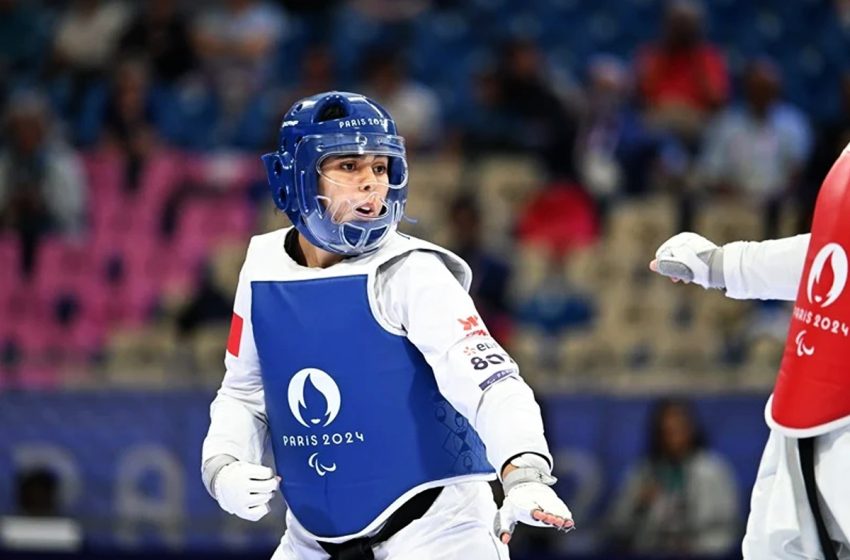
0 0 846 558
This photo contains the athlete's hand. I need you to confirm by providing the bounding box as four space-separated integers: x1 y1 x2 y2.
214 461 280 521
651 232 722 289
494 454 574 544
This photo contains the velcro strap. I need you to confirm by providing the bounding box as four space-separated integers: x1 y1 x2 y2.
502 466 557 495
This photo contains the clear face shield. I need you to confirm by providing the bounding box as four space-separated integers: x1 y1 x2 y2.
315 154 400 224
294 133 409 253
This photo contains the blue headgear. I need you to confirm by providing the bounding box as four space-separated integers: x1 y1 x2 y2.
261 91 408 256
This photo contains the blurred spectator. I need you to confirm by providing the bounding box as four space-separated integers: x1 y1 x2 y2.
15 468 60 517
176 265 232 338
271 42 338 148
697 58 812 236
576 55 665 206
0 93 87 275
119 0 197 84
608 398 739 555
51 0 132 82
0 468 83 551
279 43 336 108
0 0 48 99
447 194 513 343
359 47 442 152
461 67 523 155
515 180 599 257
349 0 430 23
100 59 159 192
516 256 594 334
277 0 342 41
192 0 286 117
495 38 579 179
804 71 850 231
636 0 728 145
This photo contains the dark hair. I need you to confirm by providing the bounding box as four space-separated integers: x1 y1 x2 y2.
646 397 707 461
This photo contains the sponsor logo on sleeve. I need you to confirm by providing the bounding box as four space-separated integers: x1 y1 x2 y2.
478 369 517 390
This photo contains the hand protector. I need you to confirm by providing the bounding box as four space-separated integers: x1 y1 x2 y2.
213 461 279 522
653 232 723 289
494 454 574 544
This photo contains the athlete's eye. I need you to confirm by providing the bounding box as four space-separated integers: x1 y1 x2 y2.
339 161 357 172
373 164 387 175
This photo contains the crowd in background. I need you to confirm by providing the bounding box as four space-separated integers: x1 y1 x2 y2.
5 0 850 555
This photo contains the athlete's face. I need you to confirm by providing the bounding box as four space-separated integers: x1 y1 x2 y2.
318 154 391 224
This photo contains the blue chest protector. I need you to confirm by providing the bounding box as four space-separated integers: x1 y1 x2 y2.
251 274 492 538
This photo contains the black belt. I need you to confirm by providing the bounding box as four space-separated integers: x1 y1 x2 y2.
318 486 443 560
799 437 839 560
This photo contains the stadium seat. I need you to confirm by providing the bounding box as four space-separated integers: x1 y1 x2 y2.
695 200 765 244
476 156 543 251
607 195 677 253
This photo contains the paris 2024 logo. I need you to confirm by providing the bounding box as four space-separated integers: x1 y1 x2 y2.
283 368 365 476
794 243 849 357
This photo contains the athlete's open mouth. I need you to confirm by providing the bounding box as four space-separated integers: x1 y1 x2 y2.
353 200 387 218
354 202 374 217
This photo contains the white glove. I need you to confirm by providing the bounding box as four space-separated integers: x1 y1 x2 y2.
494 454 574 544
653 232 723 289
213 461 279 522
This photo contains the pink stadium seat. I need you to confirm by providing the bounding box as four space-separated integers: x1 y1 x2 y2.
213 199 256 239
122 238 166 284
84 149 126 196
14 315 60 357
5 364 59 390
182 154 209 184
0 233 21 290
177 199 219 238
33 238 94 299
136 150 185 208
63 313 106 360
1 283 47 326
86 278 155 328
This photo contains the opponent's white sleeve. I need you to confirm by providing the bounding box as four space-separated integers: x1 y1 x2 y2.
722 234 810 301
202 239 269 478
376 251 552 475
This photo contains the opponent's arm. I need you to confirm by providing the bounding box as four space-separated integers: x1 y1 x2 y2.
651 232 810 301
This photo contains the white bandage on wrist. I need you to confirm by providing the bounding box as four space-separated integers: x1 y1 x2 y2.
494 453 573 540
202 454 238 499
503 453 556 492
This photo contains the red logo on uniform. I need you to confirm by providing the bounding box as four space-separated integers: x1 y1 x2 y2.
227 313 244 357
458 316 480 331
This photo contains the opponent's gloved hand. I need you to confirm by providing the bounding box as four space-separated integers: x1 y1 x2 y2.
494 453 574 544
651 232 725 290
213 460 280 521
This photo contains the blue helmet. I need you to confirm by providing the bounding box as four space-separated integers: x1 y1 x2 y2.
261 91 408 256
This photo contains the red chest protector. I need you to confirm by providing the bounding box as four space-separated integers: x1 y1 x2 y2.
771 147 850 436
